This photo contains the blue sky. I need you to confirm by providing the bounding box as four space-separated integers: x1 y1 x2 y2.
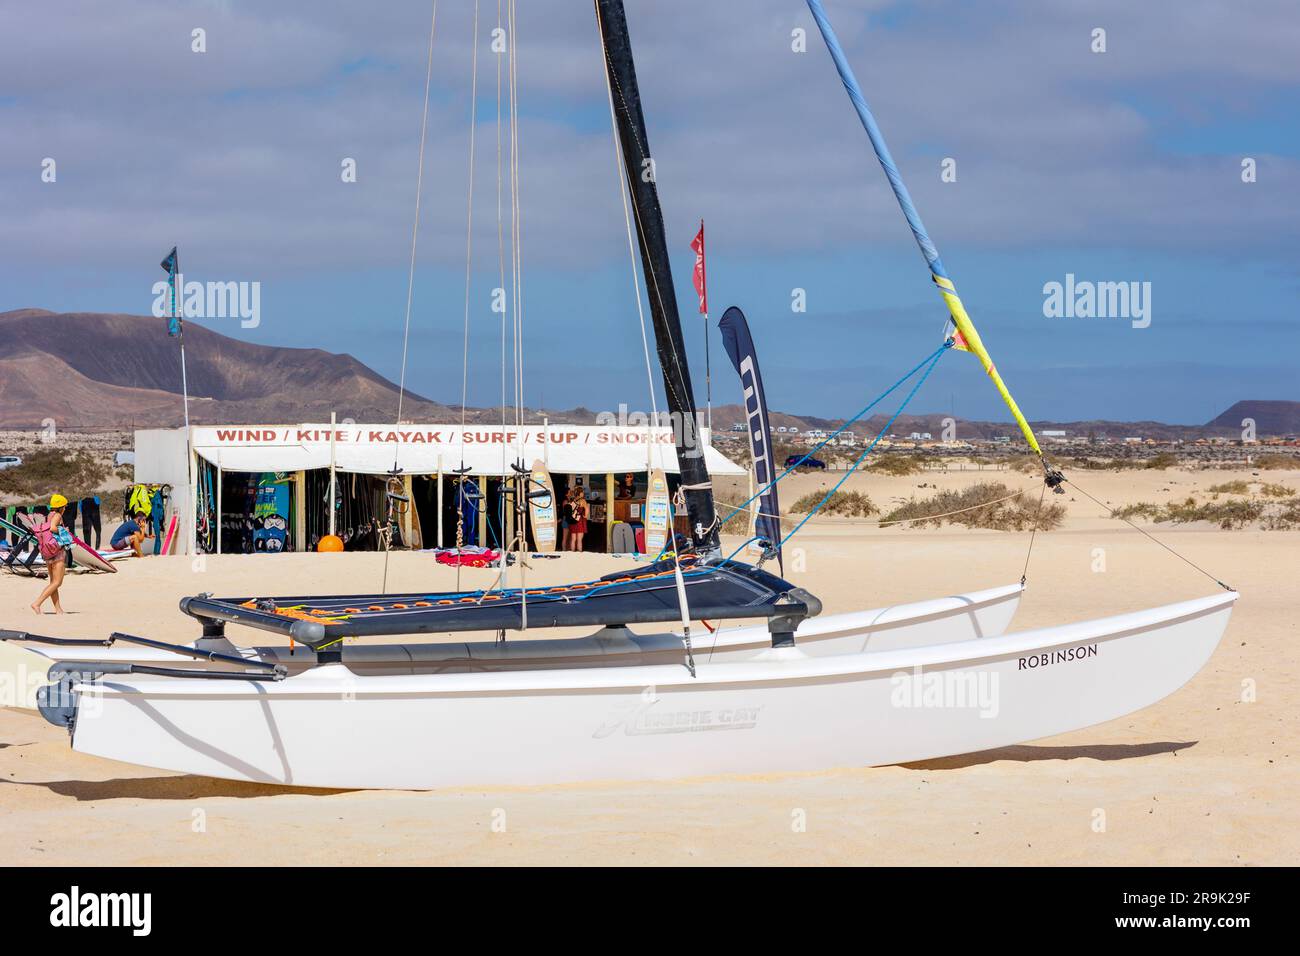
1 0 1296 425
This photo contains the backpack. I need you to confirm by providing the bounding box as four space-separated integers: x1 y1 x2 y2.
30 519 66 561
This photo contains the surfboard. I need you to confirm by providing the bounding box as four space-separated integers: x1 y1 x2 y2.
643 467 672 557
162 514 179 555
15 511 117 573
527 460 557 553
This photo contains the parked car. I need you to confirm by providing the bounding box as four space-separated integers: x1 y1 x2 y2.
0 455 22 470
784 455 826 471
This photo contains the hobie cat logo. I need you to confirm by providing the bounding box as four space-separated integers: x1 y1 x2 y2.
49 886 151 936
594 696 761 738
151 274 261 328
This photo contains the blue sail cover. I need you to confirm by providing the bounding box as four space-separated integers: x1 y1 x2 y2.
718 306 782 572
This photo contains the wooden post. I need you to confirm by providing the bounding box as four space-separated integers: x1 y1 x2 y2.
605 471 615 552
403 474 414 548
478 473 487 548
215 458 222 555
504 474 515 548
436 459 444 549
294 470 306 552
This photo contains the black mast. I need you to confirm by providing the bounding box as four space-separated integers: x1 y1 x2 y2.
595 0 719 555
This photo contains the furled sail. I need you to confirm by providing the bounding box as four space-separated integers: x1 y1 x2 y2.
596 0 720 552
805 0 1043 458
718 306 783 572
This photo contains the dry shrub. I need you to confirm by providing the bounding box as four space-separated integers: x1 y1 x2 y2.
1254 454 1294 470
788 489 878 517
1206 481 1250 495
0 447 108 499
882 482 1063 531
867 455 922 476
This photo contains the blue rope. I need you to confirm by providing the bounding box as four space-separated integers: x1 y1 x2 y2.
720 341 952 523
779 341 951 546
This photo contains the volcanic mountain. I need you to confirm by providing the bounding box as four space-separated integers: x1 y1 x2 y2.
1205 400 1300 437
0 309 453 428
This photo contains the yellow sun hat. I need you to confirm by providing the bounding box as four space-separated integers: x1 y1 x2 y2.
50 493 68 508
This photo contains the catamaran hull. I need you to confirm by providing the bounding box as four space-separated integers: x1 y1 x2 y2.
2 584 1022 709
61 592 1234 790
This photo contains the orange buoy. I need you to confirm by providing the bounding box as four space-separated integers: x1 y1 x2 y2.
317 535 344 553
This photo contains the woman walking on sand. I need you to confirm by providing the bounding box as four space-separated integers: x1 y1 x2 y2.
31 494 73 616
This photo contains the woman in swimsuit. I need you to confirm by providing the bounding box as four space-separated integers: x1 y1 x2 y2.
31 494 70 616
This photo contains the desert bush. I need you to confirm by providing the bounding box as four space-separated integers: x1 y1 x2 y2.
0 447 108 499
1259 482 1296 498
867 454 922 476
882 482 1064 531
1206 480 1250 495
1254 454 1294 470
1264 501 1300 530
788 489 878 517
1112 502 1162 521
1161 497 1263 529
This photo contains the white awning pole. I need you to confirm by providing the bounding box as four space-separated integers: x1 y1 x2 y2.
328 411 338 538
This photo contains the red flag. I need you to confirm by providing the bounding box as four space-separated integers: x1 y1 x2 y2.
690 220 707 315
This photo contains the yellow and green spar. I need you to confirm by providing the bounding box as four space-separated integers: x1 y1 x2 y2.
806 0 1045 462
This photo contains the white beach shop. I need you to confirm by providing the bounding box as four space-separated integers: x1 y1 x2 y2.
134 423 743 555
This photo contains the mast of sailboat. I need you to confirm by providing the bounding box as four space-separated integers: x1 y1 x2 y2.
805 0 1060 489
595 0 720 556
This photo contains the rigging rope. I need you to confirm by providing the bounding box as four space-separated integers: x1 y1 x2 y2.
383 0 439 594
597 2 695 671
459 0 481 453
507 0 528 624
1065 476 1234 591
779 342 950 547
1019 479 1048 585
721 341 952 533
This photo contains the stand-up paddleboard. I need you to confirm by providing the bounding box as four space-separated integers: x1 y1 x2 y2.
15 511 117 573
162 514 179 555
527 460 557 553
408 488 424 549
643 467 671 557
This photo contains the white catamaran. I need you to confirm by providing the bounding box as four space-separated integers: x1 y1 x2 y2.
1 0 1235 790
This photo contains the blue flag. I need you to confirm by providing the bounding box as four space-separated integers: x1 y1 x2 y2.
718 306 782 572
159 247 180 336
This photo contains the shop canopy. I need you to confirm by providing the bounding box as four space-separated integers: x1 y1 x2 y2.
190 424 745 477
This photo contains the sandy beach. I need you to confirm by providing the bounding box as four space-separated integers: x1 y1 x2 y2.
2 466 1296 866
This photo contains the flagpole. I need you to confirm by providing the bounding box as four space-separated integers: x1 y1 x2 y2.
162 247 196 555
691 220 711 439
